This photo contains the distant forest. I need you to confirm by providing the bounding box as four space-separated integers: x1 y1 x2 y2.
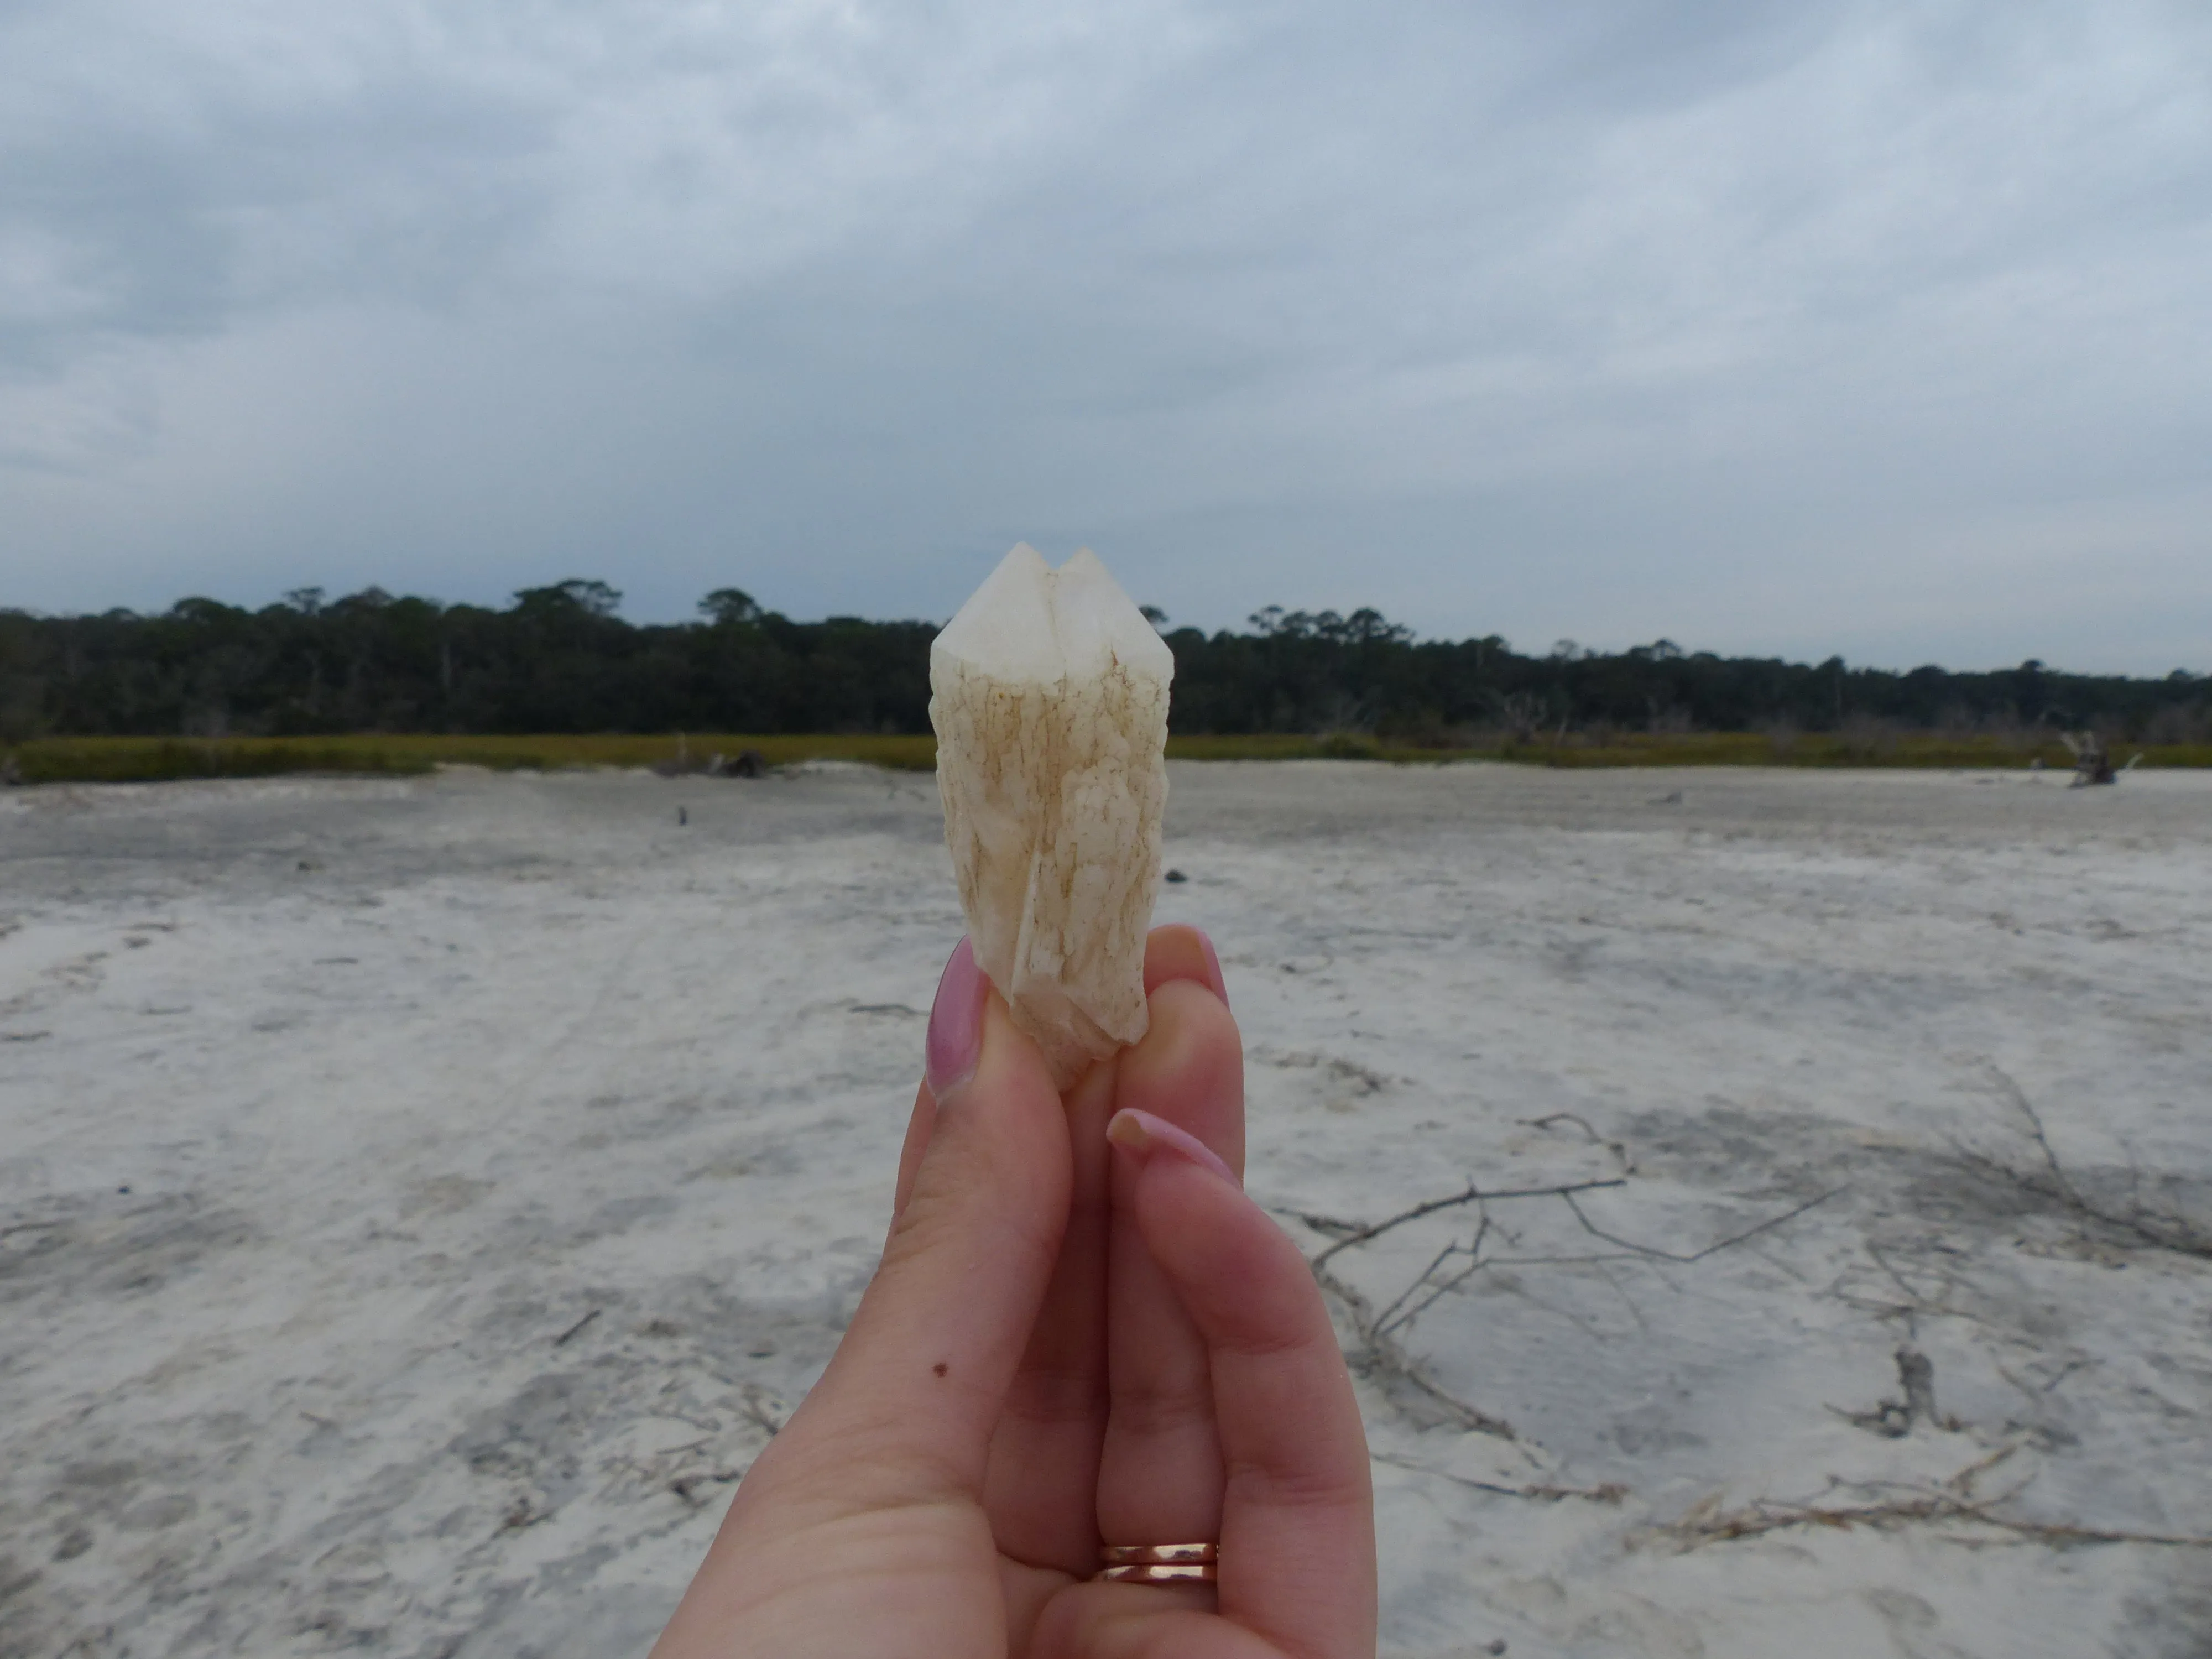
2 580 2206 745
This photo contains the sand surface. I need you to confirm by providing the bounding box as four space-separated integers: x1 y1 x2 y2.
2 761 2209 1657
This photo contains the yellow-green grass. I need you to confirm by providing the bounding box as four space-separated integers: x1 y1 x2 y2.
7 732 937 785
1173 731 2212 769
1442 732 2212 771
9 730 2209 785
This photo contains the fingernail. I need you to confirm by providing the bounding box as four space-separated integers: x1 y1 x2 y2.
1195 928 1229 1009
926 936 986 1100
1106 1108 1239 1188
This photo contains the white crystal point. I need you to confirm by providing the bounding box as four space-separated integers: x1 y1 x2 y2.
931 544 1175 1090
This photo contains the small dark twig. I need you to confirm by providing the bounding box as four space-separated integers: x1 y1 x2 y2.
1308 1177 1628 1270
1376 1235 1493 1339
1663 1446 2212 1552
1557 1186 1844 1264
1310 1256 1519 1438
552 1308 601 1347
1672 1493 2212 1551
670 1470 743 1506
1521 1112 1606 1141
1519 1112 1637 1174
740 1383 786 1438
1987 1068 2088 1210
1370 1232 1475 1336
1371 1449 1627 1505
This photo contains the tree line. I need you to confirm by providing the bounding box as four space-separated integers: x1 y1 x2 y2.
1 580 2205 745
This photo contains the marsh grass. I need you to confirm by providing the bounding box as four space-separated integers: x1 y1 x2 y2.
9 730 2211 785
8 732 938 785
1481 732 2212 770
1169 731 2212 768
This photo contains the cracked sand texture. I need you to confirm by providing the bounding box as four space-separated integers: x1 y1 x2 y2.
930 545 1172 1088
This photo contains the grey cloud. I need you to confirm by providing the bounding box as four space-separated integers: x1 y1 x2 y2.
2 0 2208 672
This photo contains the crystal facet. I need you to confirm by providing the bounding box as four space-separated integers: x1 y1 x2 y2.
930 544 1175 1089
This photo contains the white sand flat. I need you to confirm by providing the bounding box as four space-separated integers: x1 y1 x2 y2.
2 762 2208 1656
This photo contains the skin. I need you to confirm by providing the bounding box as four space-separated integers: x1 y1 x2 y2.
652 926 1378 1659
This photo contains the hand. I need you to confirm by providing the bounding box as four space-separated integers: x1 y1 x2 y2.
653 925 1376 1658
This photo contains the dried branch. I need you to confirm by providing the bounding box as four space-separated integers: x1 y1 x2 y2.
1375 1239 1490 1340
1311 1254 1519 1438
1965 1067 2212 1260
1830 1240 2007 1335
1370 1224 1484 1338
1305 1176 1627 1270
1557 1186 1845 1264
1670 1491 2212 1552
1518 1112 1637 1175
1662 1447 2212 1552
1988 1067 2089 1210
1371 1449 1627 1505
1300 1168 1840 1442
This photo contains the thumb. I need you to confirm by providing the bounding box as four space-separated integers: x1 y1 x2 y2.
773 938 1072 1510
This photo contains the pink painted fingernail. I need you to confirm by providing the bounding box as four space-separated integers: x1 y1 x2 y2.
926 936 986 1100
1106 1108 1239 1188
1195 928 1229 1008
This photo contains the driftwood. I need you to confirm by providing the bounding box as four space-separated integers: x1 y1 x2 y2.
2057 730 2116 786
1833 1343 1957 1437
653 745 769 779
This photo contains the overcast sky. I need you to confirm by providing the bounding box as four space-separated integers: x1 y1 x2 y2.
3 0 2208 671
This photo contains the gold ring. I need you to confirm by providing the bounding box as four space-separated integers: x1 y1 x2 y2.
1097 1562 1217 1584
1094 1542 1218 1584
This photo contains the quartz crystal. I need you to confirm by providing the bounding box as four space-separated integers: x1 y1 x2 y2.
930 544 1174 1089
